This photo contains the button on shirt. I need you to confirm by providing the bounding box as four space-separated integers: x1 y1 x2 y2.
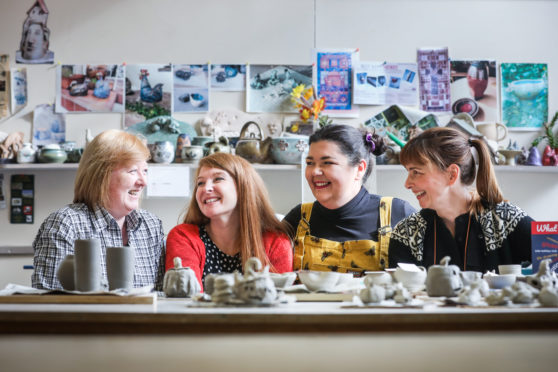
32 203 165 290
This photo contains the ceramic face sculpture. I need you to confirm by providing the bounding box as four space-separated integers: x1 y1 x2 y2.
426 256 463 297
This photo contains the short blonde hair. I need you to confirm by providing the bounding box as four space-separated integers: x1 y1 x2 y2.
74 129 150 210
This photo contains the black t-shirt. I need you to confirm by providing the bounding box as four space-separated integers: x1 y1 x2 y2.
283 187 416 242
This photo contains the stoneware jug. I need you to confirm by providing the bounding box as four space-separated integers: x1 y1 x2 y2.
426 256 463 297
56 254 75 291
163 257 201 297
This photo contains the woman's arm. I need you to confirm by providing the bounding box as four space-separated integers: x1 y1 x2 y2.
264 232 294 273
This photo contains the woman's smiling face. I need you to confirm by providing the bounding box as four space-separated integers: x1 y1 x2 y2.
404 161 452 210
304 140 365 209
195 166 238 220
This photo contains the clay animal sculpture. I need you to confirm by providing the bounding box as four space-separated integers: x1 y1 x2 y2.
0 131 25 160
163 257 201 298
139 69 163 103
426 256 463 297
526 258 558 289
233 257 277 305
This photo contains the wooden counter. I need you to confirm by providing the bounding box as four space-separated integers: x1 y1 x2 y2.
1 298 557 334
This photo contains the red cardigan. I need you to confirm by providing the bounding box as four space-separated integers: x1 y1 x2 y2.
165 224 293 290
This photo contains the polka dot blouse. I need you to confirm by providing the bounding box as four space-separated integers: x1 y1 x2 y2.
200 225 242 285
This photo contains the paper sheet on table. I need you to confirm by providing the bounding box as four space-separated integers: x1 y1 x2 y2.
147 165 190 197
0 283 154 296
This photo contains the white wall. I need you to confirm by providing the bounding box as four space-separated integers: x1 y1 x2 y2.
1 0 557 286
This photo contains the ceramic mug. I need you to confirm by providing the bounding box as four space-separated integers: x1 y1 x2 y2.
74 238 102 292
393 265 427 292
106 246 135 291
476 122 508 142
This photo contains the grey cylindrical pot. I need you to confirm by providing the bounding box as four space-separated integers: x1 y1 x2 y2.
74 238 102 292
106 246 135 291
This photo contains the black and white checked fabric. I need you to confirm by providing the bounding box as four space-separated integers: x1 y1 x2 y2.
32 203 165 290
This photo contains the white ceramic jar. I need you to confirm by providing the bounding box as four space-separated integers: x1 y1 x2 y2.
17 142 36 163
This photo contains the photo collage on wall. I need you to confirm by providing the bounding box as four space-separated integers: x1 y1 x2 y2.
353 62 418 106
173 64 210 113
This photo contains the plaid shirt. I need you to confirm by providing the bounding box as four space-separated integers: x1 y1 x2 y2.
32 203 165 291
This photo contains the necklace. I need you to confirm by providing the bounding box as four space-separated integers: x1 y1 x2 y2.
434 213 472 270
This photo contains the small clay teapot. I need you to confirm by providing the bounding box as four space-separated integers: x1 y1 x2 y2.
426 256 463 297
163 257 201 297
235 121 272 163
234 257 277 305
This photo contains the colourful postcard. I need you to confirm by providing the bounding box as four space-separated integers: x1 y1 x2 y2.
450 60 498 123
501 63 548 130
173 64 210 113
247 64 312 113
417 47 451 112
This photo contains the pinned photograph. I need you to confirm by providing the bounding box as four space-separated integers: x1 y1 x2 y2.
15 0 54 64
56 64 125 113
501 63 548 130
211 64 246 91
247 64 312 113
125 64 172 127
353 62 417 106
173 64 209 113
0 55 8 119
33 103 66 146
10 68 28 114
450 60 498 123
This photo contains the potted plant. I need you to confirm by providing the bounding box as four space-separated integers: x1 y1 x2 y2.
531 111 558 166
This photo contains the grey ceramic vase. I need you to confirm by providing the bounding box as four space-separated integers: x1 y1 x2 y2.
56 254 75 291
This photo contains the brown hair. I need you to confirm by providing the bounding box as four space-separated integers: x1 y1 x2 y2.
183 152 290 270
400 127 504 215
74 129 150 210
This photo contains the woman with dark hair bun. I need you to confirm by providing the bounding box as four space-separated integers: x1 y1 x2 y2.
283 124 416 273
389 127 533 271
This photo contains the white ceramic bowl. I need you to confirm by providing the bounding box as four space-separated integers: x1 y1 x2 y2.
484 274 516 289
269 272 297 289
498 264 522 276
297 271 342 292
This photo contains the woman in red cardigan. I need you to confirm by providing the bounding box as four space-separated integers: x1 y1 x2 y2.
166 152 293 291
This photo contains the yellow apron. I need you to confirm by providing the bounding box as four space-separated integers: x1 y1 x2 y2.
293 197 393 273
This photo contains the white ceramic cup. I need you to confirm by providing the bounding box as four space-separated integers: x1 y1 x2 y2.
476 122 508 142
74 238 102 292
498 264 522 276
106 246 135 291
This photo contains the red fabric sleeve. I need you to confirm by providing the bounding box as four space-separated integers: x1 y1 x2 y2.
165 224 205 289
263 231 293 273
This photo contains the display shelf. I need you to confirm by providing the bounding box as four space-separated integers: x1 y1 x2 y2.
375 164 558 173
0 162 302 171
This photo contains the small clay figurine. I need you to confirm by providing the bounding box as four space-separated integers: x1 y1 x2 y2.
526 146 542 166
360 277 386 304
233 257 277 305
163 257 201 298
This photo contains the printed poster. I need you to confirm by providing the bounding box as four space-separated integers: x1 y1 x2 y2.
501 63 548 130
417 47 451 112
353 62 418 106
10 68 28 114
173 64 210 113
450 60 498 123
247 64 312 113
314 48 359 118
531 221 558 274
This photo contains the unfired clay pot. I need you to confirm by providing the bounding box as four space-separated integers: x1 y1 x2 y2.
426 256 463 297
163 257 201 297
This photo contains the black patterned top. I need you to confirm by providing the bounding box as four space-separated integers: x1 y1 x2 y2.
388 201 533 272
199 225 242 285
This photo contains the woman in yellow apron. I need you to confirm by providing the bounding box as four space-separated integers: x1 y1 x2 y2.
283 125 416 274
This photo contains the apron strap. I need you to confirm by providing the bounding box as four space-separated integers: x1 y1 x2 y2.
294 203 314 271
378 196 393 269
